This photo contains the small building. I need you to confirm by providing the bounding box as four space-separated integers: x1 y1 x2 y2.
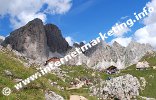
106 66 118 74
44 57 60 66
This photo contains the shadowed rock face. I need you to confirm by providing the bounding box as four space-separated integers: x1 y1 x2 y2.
2 18 48 60
2 18 70 61
44 24 70 54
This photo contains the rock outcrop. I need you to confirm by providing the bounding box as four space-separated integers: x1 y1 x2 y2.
45 91 64 100
90 74 140 100
136 61 150 69
70 95 88 100
2 18 70 61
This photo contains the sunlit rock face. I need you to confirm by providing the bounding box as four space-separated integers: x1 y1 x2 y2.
67 41 154 69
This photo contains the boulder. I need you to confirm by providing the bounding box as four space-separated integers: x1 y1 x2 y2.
90 74 140 100
45 91 64 100
70 95 88 100
136 61 150 69
4 70 13 76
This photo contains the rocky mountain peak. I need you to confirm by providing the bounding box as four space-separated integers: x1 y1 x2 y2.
127 41 153 49
125 41 154 61
112 41 123 48
2 18 70 61
73 42 85 48
2 18 48 61
27 18 43 26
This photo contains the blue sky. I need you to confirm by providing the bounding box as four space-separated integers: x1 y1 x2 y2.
57 0 149 42
0 0 156 48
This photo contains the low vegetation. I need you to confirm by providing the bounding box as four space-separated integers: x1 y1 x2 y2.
0 48 156 100
0 49 97 100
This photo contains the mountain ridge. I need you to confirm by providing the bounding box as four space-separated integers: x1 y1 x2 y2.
67 40 154 69
1 18 155 69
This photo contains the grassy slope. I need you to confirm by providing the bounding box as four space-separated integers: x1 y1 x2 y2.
0 49 98 100
0 49 50 100
0 50 69 99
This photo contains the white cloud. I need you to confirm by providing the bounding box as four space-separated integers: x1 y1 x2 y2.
111 37 132 47
120 16 129 20
133 0 156 49
143 0 156 25
0 0 72 29
110 20 132 47
0 35 5 40
44 0 72 14
112 22 131 37
114 27 130 37
10 12 47 29
65 36 74 46
134 23 156 49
